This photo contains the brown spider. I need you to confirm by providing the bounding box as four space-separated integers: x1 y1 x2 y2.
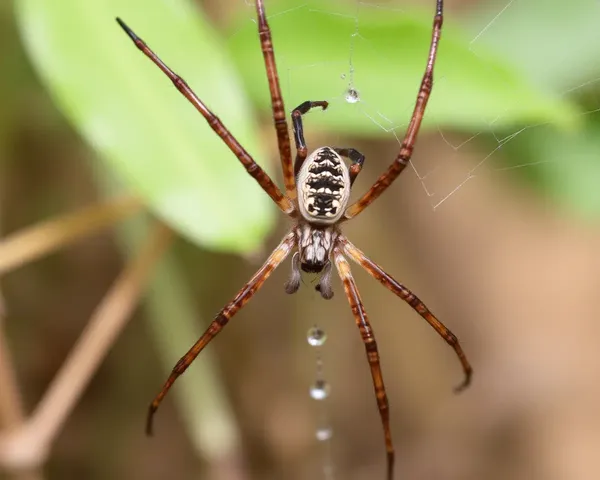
117 1 471 478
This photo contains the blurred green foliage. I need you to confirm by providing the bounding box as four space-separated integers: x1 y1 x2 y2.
227 0 578 134
6 1 600 476
465 0 600 91
501 119 600 219
16 0 275 253
466 0 600 220
16 0 599 251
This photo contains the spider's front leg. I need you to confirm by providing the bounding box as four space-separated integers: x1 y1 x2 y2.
116 18 294 216
146 232 295 435
333 246 395 480
333 148 365 186
255 0 295 196
343 0 444 220
291 101 329 174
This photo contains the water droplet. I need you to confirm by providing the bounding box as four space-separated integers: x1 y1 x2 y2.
340 73 346 80
345 88 360 103
307 326 327 347
310 379 331 400
316 427 333 441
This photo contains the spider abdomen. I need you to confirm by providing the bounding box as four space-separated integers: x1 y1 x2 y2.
297 147 350 224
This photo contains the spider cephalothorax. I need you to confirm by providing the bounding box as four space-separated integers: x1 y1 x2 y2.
284 222 338 299
296 223 337 273
117 2 471 479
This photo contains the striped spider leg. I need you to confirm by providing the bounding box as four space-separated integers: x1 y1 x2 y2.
333 239 472 480
332 247 395 478
146 232 295 434
338 237 473 392
115 16 295 216
256 0 296 197
343 0 444 221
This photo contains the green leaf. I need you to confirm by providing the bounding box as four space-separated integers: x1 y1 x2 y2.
227 0 579 135
465 0 600 92
500 118 600 219
16 0 276 252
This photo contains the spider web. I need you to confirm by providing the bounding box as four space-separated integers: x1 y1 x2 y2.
229 0 600 214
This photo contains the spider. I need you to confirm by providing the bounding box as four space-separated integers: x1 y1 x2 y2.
117 1 471 478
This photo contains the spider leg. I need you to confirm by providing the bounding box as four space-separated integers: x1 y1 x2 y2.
332 246 394 480
339 236 472 391
146 231 296 435
116 18 294 216
333 148 365 186
343 0 443 220
292 101 329 175
255 0 296 197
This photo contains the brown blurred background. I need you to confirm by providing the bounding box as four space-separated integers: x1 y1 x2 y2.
3 0 600 479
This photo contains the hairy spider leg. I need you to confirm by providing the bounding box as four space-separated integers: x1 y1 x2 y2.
339 236 472 391
343 0 444 220
255 0 296 197
115 17 295 216
146 232 295 435
333 247 395 480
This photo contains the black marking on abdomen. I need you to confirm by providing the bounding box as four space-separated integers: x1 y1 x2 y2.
307 177 344 192
309 164 342 176
312 147 339 162
307 195 338 215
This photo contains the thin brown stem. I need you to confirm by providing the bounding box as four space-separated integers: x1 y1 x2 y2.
0 296 45 480
0 295 24 431
32 221 172 444
0 222 172 471
0 195 142 276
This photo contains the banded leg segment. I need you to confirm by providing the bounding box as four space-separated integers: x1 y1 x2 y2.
343 0 444 220
146 232 296 435
339 236 472 391
292 101 329 175
333 148 365 186
116 18 294 216
255 0 295 197
333 247 394 480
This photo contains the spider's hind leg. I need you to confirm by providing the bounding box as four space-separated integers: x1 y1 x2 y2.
334 148 365 186
333 247 394 479
146 232 295 435
339 236 473 391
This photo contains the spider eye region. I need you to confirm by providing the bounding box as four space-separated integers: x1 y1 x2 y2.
296 147 351 224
